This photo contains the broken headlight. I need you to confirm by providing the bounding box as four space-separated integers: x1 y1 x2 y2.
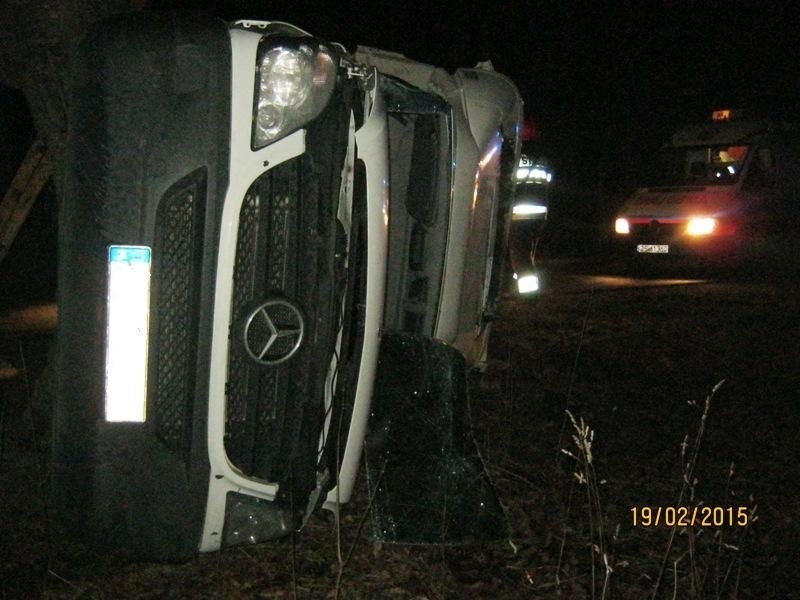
252 40 338 148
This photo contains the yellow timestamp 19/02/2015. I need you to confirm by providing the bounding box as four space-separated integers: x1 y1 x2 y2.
630 506 750 528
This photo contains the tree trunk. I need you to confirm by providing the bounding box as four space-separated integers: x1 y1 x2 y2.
0 0 146 257
0 137 52 264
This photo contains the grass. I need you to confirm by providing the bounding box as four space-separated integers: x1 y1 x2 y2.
552 379 759 600
483 271 798 598
1 268 798 597
558 410 612 599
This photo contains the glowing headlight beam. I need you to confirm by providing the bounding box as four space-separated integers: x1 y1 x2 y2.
686 217 716 236
614 218 630 234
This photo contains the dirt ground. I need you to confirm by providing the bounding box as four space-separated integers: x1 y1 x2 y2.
1 262 798 599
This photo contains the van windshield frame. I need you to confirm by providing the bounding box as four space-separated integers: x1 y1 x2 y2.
642 144 750 187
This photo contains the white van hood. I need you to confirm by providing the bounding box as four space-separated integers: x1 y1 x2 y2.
621 185 742 220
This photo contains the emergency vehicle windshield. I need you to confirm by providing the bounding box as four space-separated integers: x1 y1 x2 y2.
642 144 750 187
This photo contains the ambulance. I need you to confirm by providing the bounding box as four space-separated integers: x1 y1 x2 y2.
614 110 800 265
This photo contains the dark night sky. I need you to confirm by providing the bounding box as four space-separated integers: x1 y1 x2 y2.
2 1 800 189
151 1 800 187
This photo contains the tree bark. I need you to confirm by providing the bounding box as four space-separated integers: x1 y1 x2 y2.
0 0 146 158
0 137 52 264
0 0 146 259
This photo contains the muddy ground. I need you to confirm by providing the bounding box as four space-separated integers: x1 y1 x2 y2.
1 261 798 599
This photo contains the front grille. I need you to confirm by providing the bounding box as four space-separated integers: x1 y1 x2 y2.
632 221 680 243
225 159 303 480
220 89 355 507
150 172 205 453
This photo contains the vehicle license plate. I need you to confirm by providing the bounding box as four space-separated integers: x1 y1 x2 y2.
637 244 669 254
105 245 151 422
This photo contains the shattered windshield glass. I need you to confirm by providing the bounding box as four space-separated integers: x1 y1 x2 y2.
642 144 749 187
364 333 508 544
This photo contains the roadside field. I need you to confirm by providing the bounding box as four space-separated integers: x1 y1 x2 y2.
1 265 797 598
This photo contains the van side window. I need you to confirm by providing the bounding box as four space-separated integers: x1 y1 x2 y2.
744 148 777 190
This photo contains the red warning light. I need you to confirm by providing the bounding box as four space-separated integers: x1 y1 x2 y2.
522 117 539 141
712 109 742 122
712 109 731 122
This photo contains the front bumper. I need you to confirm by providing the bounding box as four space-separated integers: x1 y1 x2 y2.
617 220 742 258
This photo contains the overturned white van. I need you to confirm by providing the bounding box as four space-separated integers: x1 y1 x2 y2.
53 13 522 559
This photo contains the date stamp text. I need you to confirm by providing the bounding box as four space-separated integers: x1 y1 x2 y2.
630 506 750 528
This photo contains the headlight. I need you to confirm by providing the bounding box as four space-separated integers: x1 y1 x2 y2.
686 217 716 236
252 41 338 148
614 218 630 234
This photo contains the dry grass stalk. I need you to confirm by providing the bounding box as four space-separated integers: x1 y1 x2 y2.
561 410 612 600
651 379 757 599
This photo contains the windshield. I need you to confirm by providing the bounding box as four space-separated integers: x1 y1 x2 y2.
641 144 750 187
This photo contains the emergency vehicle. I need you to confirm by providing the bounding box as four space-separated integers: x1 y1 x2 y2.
507 119 552 293
614 109 800 265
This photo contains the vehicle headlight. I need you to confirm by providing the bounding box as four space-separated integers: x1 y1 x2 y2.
252 41 338 148
686 217 716 236
614 218 630 234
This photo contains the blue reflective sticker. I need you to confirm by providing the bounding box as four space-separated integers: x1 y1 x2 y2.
108 245 152 265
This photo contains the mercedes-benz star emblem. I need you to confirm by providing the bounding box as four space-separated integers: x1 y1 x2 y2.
242 298 305 366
